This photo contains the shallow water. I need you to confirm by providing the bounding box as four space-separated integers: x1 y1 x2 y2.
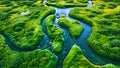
0 32 21 51
41 0 120 68
0 0 120 68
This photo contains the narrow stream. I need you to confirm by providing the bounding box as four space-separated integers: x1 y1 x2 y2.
42 0 120 68
0 0 120 68
0 32 22 51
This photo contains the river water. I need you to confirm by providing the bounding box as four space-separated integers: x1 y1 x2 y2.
41 0 120 68
0 0 120 68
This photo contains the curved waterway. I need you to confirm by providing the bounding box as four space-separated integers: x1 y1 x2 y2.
0 0 120 68
41 0 120 68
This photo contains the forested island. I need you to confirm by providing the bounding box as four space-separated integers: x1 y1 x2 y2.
0 0 120 68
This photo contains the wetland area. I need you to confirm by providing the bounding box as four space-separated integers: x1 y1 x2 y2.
0 0 120 68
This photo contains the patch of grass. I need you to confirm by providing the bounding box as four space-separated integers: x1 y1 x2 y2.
63 45 101 68
46 0 87 8
0 35 58 68
78 0 88 3
107 3 117 9
58 14 83 38
52 37 64 53
0 0 55 50
63 45 120 68
44 15 64 53
69 0 120 60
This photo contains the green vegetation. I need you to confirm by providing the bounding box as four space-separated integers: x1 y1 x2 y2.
63 45 101 68
69 0 120 60
78 0 88 3
0 0 55 50
0 0 120 67
63 45 120 68
103 64 119 68
0 35 58 68
58 15 83 38
44 15 64 53
46 0 88 8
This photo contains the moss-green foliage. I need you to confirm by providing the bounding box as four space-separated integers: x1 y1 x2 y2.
10 50 57 68
12 21 25 31
44 15 64 53
58 15 83 38
107 3 117 9
44 15 63 39
69 0 120 60
63 45 101 68
63 45 120 68
103 64 119 68
46 0 88 8
78 0 88 3
0 0 55 50
0 35 12 59
0 0 58 67
103 0 120 2
1 35 119 68
52 37 64 53
0 35 58 68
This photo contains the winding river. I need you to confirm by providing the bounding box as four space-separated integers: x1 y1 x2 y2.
42 0 120 68
0 0 120 68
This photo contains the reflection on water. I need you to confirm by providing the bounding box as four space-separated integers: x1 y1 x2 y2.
40 0 120 68
87 0 92 6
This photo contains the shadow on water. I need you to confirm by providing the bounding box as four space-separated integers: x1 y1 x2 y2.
0 31 41 52
0 32 22 51
0 0 119 68
39 18 52 51
42 0 120 68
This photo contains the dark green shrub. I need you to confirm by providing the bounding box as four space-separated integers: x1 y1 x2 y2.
9 11 18 14
34 10 40 15
47 0 57 2
85 9 91 11
115 11 120 15
99 27 120 35
4 8 12 12
10 57 22 68
91 9 102 14
14 27 23 31
110 39 120 47
0 13 10 20
88 13 95 18
108 3 117 9
66 0 73 3
17 1 26 6
78 0 88 3
116 15 120 19
31 15 39 19
98 4 105 9
12 21 25 31
25 27 35 38
108 36 116 40
27 27 35 32
0 0 13 6
25 31 33 36
29 10 40 19
25 1 34 6
104 0 120 2
111 19 120 23
98 19 112 25
103 14 113 19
